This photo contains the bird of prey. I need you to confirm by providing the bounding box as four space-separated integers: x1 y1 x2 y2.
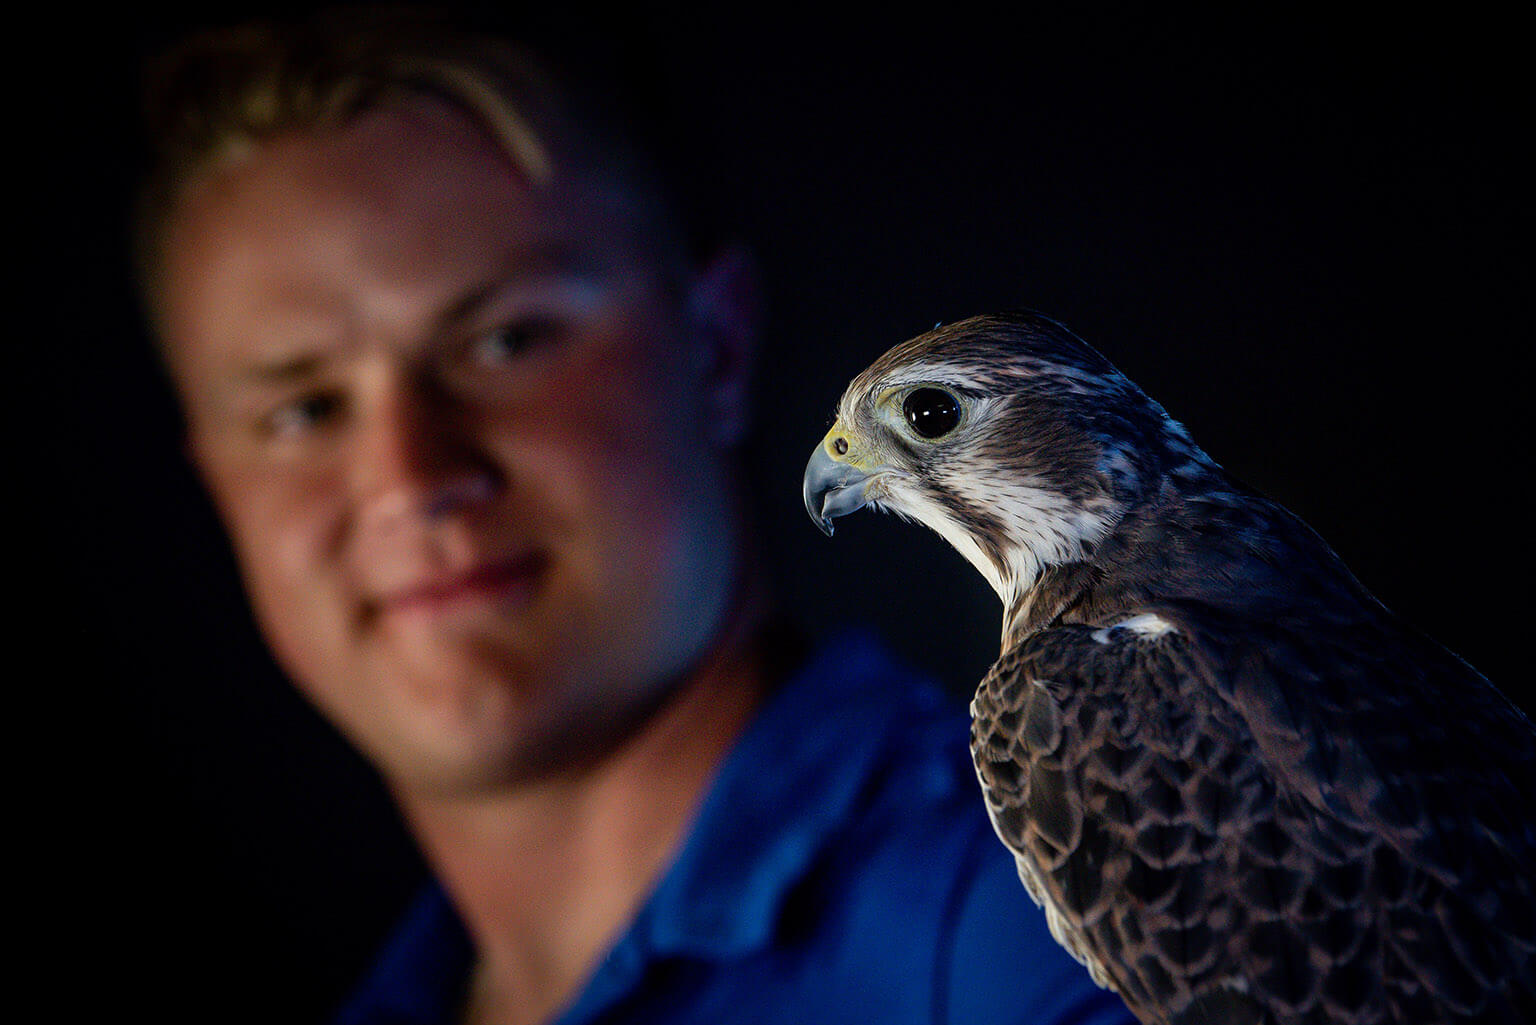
803 311 1534 1025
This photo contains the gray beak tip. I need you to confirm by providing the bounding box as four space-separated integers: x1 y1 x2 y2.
803 441 874 538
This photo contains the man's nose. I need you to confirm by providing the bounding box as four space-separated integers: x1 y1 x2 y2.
354 372 502 529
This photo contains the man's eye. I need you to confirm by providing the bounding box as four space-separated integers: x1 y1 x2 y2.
262 392 343 438
469 317 564 366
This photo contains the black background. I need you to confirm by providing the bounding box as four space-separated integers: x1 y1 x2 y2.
39 4 1528 1020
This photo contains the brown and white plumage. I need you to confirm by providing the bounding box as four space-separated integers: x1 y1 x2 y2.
803 311 1535 1025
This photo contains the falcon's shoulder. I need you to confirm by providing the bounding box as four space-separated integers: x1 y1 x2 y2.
971 606 1258 1022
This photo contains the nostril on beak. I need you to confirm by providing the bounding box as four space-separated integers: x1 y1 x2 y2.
833 436 849 455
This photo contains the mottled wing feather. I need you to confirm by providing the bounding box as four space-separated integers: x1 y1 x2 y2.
1192 608 1536 1023
971 605 1536 1025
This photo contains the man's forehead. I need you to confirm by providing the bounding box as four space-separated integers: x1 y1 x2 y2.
238 98 559 240
173 94 655 271
157 96 662 374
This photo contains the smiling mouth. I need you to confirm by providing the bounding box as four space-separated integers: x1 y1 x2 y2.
380 552 551 619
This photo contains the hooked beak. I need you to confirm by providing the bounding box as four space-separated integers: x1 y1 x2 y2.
803 427 876 537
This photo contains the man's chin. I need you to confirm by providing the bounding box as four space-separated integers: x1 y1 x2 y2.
378 680 676 800
370 693 597 799
377 728 549 800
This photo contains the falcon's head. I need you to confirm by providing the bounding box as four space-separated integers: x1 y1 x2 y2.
804 311 1197 615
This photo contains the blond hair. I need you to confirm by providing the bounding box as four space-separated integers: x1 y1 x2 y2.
133 7 685 330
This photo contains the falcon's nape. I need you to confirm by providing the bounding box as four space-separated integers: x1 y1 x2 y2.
803 311 1535 1025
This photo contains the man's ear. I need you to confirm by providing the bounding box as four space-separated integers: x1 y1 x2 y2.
685 243 762 447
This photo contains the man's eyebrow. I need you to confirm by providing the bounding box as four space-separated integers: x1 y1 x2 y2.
434 245 599 329
435 277 509 330
225 246 601 388
230 352 330 386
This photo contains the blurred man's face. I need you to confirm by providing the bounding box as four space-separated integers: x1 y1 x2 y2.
156 97 744 795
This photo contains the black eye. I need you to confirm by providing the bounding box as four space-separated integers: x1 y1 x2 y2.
903 387 961 439
470 317 564 366
264 391 345 439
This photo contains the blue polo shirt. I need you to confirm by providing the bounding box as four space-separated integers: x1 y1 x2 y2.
334 631 1133 1025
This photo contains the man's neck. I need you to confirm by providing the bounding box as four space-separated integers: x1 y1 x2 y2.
395 596 770 1025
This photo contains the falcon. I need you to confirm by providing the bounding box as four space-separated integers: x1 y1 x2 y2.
802 311 1535 1025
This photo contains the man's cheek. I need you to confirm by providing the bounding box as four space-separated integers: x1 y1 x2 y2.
232 504 341 656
